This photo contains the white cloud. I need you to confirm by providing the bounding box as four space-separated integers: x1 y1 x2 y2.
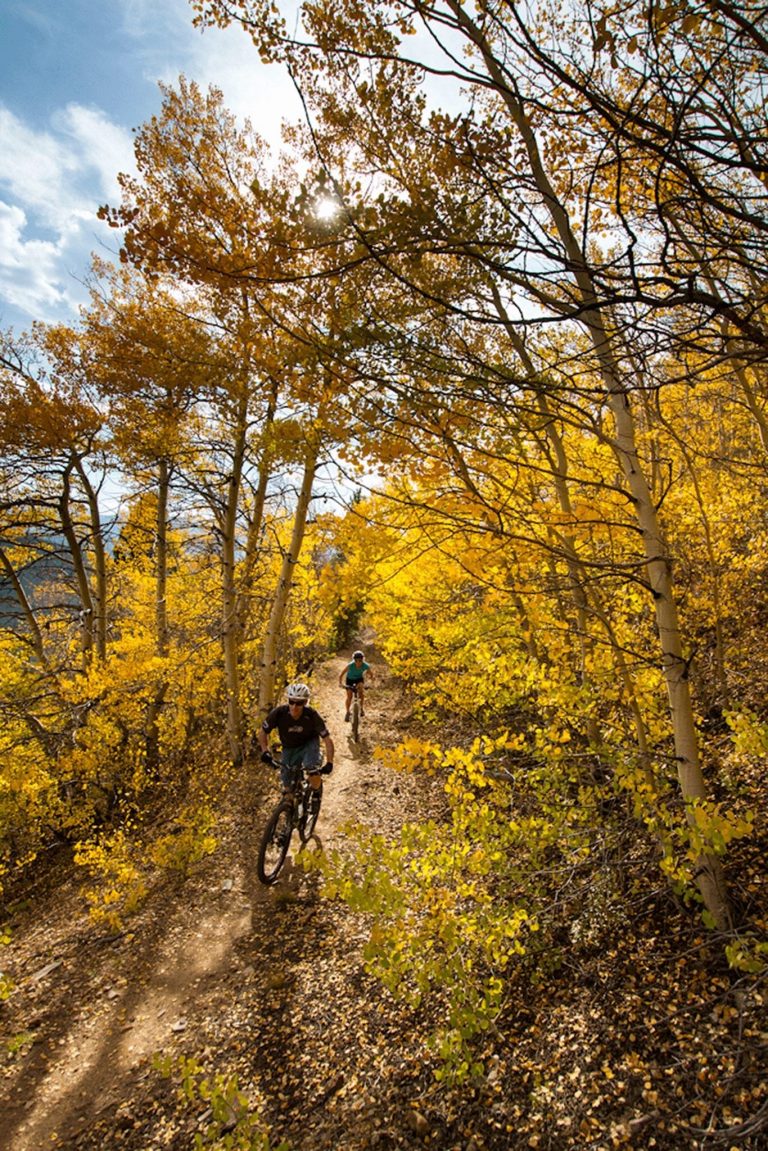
0 103 136 230
0 200 69 320
53 104 138 202
118 0 207 44
0 107 83 233
0 105 134 326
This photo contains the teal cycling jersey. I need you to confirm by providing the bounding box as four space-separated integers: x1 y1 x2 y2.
345 660 370 683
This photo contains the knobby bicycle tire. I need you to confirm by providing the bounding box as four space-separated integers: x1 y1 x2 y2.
257 799 294 884
299 781 322 842
351 699 360 742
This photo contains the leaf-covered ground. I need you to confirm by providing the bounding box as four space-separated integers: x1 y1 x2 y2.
1 646 766 1151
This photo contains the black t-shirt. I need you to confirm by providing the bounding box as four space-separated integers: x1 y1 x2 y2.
262 704 329 749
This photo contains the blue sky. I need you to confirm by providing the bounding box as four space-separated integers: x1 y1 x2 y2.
0 0 300 332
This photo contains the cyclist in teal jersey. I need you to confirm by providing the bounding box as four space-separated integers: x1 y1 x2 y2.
339 650 374 721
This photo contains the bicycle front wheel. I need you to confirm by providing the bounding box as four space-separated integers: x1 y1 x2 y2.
299 782 322 842
257 800 294 884
351 699 360 742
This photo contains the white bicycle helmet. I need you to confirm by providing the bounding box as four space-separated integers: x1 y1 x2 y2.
286 682 311 703
353 650 364 660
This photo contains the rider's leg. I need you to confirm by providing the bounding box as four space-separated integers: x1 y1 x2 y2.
344 684 353 719
305 772 323 806
301 738 323 793
280 748 302 792
358 683 365 715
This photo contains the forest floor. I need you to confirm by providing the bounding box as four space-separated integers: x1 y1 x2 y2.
1 641 767 1151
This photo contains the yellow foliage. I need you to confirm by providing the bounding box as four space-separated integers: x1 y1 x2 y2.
74 831 148 931
376 738 444 775
149 804 218 875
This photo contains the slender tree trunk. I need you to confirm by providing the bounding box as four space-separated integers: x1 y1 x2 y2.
238 389 277 637
0 546 51 671
729 348 768 459
74 456 108 660
487 291 601 742
145 457 171 773
537 409 601 747
606 386 731 924
155 457 170 658
257 435 320 716
509 580 540 663
58 458 95 662
221 392 248 764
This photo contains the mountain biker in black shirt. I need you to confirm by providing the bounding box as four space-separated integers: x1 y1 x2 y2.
258 682 335 794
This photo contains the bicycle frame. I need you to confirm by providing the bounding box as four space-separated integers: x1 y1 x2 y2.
344 681 364 742
256 762 322 885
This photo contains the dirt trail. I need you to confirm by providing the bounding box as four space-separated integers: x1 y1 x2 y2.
0 639 441 1151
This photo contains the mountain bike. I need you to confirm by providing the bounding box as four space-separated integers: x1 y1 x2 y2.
256 756 324 885
346 682 367 743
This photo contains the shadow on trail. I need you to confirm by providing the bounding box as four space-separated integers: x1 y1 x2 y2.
246 831 325 906
229 825 342 1143
346 731 374 760
2 889 220 1149
0 772 271 1151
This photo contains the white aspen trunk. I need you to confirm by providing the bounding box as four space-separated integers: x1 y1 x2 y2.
144 457 171 772
155 458 170 658
0 546 51 670
257 436 320 717
238 391 277 635
74 456 108 661
59 459 95 662
490 289 600 742
538 414 600 747
605 387 730 926
487 299 584 674
221 391 248 764
536 400 649 756
451 1 731 927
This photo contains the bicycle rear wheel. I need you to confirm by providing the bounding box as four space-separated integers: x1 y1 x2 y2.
257 800 293 884
299 782 322 842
